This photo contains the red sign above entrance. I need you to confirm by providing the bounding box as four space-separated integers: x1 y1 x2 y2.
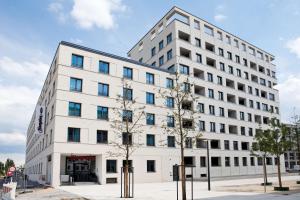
68 155 95 161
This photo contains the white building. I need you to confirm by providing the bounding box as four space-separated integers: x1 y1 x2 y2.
283 123 300 171
25 7 282 187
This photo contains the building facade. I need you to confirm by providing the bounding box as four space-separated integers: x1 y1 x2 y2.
284 123 300 171
25 7 283 187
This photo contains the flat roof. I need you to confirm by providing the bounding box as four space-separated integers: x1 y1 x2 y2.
127 6 274 57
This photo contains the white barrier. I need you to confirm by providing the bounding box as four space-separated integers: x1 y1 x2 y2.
2 182 17 200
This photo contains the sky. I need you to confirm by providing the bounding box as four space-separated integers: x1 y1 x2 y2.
0 0 300 166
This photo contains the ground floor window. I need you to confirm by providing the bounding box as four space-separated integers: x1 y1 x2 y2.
147 160 156 172
107 160 117 173
211 157 221 167
97 130 108 143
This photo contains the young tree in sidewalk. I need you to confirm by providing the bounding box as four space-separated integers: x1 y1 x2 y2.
108 80 145 198
159 70 201 200
251 128 272 192
268 118 292 189
4 158 15 173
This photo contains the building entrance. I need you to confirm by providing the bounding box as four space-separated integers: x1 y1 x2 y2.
66 155 97 182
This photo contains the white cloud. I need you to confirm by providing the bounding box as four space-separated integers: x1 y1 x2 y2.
275 74 300 122
286 37 300 59
70 0 127 30
0 153 25 167
48 1 68 23
214 14 227 22
70 38 83 44
0 132 26 146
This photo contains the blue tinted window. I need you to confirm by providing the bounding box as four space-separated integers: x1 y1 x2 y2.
97 130 108 143
167 49 172 60
70 78 82 92
167 116 175 127
69 102 81 117
166 97 174 108
146 113 155 125
98 83 109 96
180 64 189 75
146 73 154 85
159 40 164 50
166 78 174 88
123 88 133 101
68 127 80 142
71 54 83 68
97 106 108 120
167 33 172 44
123 67 133 79
146 134 155 146
146 92 155 104
122 110 133 122
99 61 109 74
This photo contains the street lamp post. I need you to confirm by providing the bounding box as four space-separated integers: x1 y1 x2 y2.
206 140 211 191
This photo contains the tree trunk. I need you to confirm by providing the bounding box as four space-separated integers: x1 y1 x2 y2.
277 155 282 188
180 145 186 200
263 156 267 193
124 165 129 198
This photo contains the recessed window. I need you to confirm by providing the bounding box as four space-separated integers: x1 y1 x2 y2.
123 88 133 101
217 31 222 40
97 106 108 120
122 132 132 145
70 78 82 92
146 92 155 104
146 72 155 85
199 120 205 131
99 61 109 74
166 97 174 108
146 113 155 125
97 130 108 144
98 83 109 96
167 136 175 147
71 54 83 68
194 20 200 29
167 33 172 44
159 56 164 66
146 134 155 146
123 67 133 79
211 157 221 167
195 38 201 47
167 49 173 60
68 127 80 142
167 116 175 127
166 78 174 88
147 160 156 172
159 40 164 50
185 137 193 148
106 160 117 173
122 110 133 122
204 25 214 36
68 102 81 117
179 64 189 75
151 47 156 57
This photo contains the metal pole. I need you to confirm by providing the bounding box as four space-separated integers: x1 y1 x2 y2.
121 167 123 198
132 167 134 198
207 140 211 191
191 167 193 200
176 165 178 200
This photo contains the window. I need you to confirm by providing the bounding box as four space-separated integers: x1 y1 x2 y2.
70 78 82 92
243 157 248 166
207 73 213 82
122 132 132 145
97 106 108 120
218 92 224 101
208 89 214 98
167 49 173 60
123 110 133 122
196 53 202 63
211 157 221 167
146 92 155 104
242 43 246 51
167 136 175 147
224 157 230 167
243 58 248 66
219 107 224 117
97 130 108 144
123 67 133 79
248 128 253 136
200 156 206 167
204 25 214 36
199 120 205 131
198 103 205 113
106 160 117 173
248 113 252 122
240 112 245 120
139 58 143 63
209 105 215 115
151 47 156 57
68 127 80 142
234 157 239 166
68 102 81 117
180 64 189 75
220 123 225 133
249 100 254 108
227 51 232 60
241 126 246 135
244 72 249 79
219 62 225 71
194 20 200 29
98 83 109 96
185 137 193 148
99 61 109 74
167 33 172 44
233 141 239 150
236 69 241 77
146 134 155 146
228 66 233 74
251 157 255 166
159 56 164 66
71 54 83 68
151 62 156 67
123 88 133 101
224 140 230 150
146 73 155 85
217 31 222 40
167 116 175 127
234 39 239 48
249 47 255 55
210 122 216 132
159 40 164 50
166 78 174 88
147 160 156 172
226 35 231 44
195 38 201 47
166 97 174 108
146 113 155 125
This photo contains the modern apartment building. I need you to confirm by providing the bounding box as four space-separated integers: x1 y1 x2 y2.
284 123 300 171
24 7 283 187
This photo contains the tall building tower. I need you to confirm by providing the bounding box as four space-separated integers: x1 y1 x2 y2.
25 7 281 187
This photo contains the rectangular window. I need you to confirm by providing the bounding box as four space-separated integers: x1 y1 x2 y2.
123 88 133 101
185 137 193 148
218 91 224 101
220 123 225 133
146 72 155 85
99 61 109 74
98 83 109 96
159 40 164 50
219 62 225 71
146 134 155 146
123 67 133 79
68 102 81 117
195 38 201 47
166 78 174 88
207 73 213 82
106 160 117 173
249 128 253 136
224 140 230 150
167 33 172 44
151 47 156 57
122 110 133 122
122 132 132 145
200 156 206 167
225 157 231 167
234 157 239 166
146 92 155 104
198 103 205 113
243 157 248 166
68 127 80 142
146 113 155 125
208 89 214 98
147 160 156 172
159 56 164 66
167 49 173 60
194 20 200 29
196 53 202 63
199 120 205 131
167 116 175 127
179 64 189 75
167 136 175 147
217 31 222 40
219 48 224 57
166 97 174 108
219 107 224 117
226 35 231 44
209 105 215 115
204 25 214 36
97 130 108 144
71 54 83 68
97 106 108 120
227 51 232 60
70 78 82 92
210 122 216 132
233 141 239 150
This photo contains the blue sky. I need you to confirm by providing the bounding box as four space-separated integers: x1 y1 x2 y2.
0 0 300 165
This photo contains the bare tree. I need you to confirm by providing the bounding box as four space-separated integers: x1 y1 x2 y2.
108 80 145 198
158 70 201 200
